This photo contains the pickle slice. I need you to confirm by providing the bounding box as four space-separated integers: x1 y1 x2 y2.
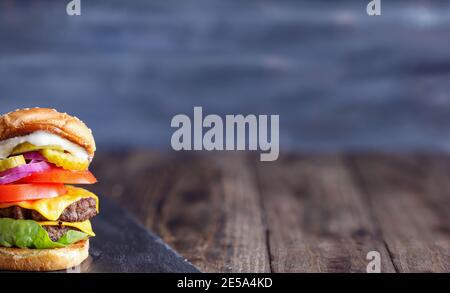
40 149 89 171
0 155 26 172
11 142 64 155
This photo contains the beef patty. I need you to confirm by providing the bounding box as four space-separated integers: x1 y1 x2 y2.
43 225 71 241
0 197 97 222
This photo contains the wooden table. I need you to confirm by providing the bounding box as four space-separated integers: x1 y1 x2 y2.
91 151 450 273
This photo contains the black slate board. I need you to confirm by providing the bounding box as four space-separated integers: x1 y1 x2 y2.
75 197 200 273
1 197 199 273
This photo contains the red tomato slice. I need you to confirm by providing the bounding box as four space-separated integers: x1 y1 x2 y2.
0 184 67 203
18 168 97 184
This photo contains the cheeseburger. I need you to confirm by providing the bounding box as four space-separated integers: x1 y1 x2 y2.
0 108 99 271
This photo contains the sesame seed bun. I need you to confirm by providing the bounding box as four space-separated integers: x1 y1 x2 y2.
0 108 95 158
0 240 89 271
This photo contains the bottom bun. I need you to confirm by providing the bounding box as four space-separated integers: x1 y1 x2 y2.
0 240 89 271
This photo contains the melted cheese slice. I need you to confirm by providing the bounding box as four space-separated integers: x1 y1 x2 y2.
38 220 95 236
0 185 99 221
0 131 89 160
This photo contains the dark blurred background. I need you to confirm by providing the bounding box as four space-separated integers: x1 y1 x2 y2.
1 0 450 152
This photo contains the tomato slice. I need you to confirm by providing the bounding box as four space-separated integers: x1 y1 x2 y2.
18 168 97 184
0 184 67 203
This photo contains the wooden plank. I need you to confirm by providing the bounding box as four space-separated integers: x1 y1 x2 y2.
91 151 175 224
254 154 395 272
348 153 450 272
92 151 449 272
92 151 270 272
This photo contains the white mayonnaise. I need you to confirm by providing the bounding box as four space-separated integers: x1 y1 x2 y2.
0 131 89 160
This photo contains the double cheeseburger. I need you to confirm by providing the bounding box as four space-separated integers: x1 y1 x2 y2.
0 108 99 271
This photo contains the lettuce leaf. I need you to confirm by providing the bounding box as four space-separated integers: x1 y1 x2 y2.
57 230 88 245
0 218 88 249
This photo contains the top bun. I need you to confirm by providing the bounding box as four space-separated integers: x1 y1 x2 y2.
0 108 96 157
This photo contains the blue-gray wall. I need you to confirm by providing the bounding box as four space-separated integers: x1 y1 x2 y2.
1 0 450 151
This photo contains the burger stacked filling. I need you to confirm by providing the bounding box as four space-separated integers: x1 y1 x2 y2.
0 130 99 249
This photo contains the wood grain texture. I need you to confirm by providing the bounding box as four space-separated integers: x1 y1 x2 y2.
92 151 270 272
347 153 450 272
254 154 395 272
91 151 449 273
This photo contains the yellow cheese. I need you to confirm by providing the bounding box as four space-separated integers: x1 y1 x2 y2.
38 220 95 236
0 185 99 221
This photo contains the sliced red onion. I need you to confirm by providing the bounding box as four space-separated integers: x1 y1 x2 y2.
23 152 47 162
0 161 51 185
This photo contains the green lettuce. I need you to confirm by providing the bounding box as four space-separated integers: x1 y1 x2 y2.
0 218 88 249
